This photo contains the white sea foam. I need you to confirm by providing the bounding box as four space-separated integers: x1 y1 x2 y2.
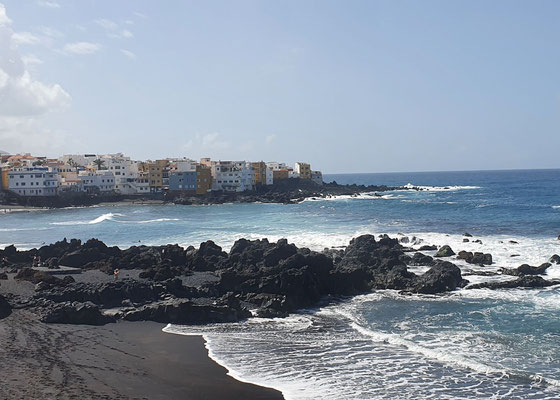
404 183 481 191
552 205 560 209
127 218 180 224
50 212 123 225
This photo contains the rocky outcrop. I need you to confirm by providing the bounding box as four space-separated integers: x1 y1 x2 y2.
11 235 469 325
120 298 250 324
435 245 455 257
468 276 560 290
418 245 437 251
409 261 468 294
499 263 551 277
550 254 560 264
39 301 114 325
456 251 493 265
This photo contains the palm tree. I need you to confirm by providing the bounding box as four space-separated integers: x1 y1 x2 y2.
93 158 106 170
67 158 80 172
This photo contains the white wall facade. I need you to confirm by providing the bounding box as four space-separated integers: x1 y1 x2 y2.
79 171 116 193
211 161 254 192
8 167 60 196
102 155 139 195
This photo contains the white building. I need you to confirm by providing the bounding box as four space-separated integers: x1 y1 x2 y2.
288 170 300 179
169 158 197 173
210 161 254 192
265 168 274 185
59 154 98 168
79 170 116 193
8 166 60 196
101 154 139 195
266 162 288 171
311 170 323 185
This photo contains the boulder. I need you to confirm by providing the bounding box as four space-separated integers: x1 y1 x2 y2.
499 263 551 277
435 245 455 258
549 254 560 264
456 251 492 265
0 272 7 280
121 298 250 324
409 261 466 294
463 233 473 237
40 301 114 325
418 245 438 251
468 276 560 290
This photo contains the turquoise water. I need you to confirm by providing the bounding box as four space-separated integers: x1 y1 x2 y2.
2 169 560 399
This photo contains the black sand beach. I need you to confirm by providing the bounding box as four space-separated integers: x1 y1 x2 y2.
0 310 284 400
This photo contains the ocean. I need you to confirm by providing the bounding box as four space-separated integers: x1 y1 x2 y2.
1 169 560 399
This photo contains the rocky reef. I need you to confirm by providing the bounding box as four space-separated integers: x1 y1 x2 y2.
1 235 467 325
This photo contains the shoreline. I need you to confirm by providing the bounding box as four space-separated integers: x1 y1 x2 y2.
0 309 284 400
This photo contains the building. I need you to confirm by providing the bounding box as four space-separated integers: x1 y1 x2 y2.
209 160 254 192
295 162 311 180
169 171 196 193
196 165 212 195
8 166 60 196
59 154 98 168
311 170 323 185
79 170 116 193
266 162 288 171
273 169 289 181
102 154 140 195
139 161 165 193
251 161 270 186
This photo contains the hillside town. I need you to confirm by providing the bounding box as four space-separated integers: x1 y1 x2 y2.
0 150 323 197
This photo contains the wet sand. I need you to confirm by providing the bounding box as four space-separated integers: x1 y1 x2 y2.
0 310 284 400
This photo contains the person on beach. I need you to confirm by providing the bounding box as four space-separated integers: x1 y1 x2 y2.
113 268 120 281
32 256 39 268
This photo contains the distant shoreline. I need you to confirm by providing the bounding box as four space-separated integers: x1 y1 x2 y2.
0 180 404 210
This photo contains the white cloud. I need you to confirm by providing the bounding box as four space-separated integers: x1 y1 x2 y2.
36 1 60 9
22 54 43 66
12 31 41 45
94 18 118 31
38 26 63 38
0 5 70 116
109 29 133 39
63 41 101 55
183 133 231 155
120 49 136 59
0 4 12 25
133 12 147 19
124 19 134 25
0 3 70 154
265 134 276 144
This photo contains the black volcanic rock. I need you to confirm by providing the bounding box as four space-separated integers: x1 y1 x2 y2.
456 251 492 265
409 261 467 294
550 254 560 264
0 294 11 319
418 245 437 251
499 263 552 277
121 298 250 324
468 276 560 290
40 301 114 325
435 245 455 257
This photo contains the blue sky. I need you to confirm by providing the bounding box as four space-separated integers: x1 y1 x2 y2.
0 0 558 173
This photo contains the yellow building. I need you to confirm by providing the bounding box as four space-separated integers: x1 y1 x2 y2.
251 161 268 186
196 165 212 195
295 162 311 179
139 161 166 192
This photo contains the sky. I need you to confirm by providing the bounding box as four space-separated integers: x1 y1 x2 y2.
0 0 558 173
